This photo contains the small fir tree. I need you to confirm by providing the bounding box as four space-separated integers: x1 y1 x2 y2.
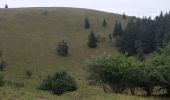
123 13 126 19
84 17 90 29
102 19 107 27
5 4 8 9
88 31 97 48
57 40 69 56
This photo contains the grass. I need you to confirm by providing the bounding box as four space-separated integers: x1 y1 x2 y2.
0 7 166 100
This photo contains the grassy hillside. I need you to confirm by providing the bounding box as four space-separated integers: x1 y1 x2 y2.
0 7 164 100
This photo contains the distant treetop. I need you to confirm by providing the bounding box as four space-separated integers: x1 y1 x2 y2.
123 13 126 19
5 4 8 9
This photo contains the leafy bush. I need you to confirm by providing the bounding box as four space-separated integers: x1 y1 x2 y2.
39 70 77 95
86 53 156 96
86 53 139 93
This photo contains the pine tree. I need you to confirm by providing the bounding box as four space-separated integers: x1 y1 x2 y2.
88 31 97 48
108 34 112 44
119 19 137 55
84 18 90 29
5 4 8 9
135 40 145 61
113 21 123 37
57 40 69 56
123 13 126 19
102 19 107 27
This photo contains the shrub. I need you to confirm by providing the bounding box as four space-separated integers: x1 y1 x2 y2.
86 53 152 95
39 70 77 95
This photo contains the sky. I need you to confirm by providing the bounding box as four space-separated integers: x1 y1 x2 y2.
1 0 170 18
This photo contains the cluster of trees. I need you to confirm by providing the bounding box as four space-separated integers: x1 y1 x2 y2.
114 12 170 56
85 18 108 48
56 18 108 55
39 70 77 95
84 18 108 29
86 42 170 96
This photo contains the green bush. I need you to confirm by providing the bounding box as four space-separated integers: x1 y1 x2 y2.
86 53 155 96
86 53 136 93
39 70 77 95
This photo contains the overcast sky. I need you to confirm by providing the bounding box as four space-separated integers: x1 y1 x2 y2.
1 0 170 18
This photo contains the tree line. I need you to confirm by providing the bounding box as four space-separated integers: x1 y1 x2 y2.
113 12 170 57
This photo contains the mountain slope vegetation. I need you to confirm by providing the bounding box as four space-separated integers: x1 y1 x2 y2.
0 7 162 100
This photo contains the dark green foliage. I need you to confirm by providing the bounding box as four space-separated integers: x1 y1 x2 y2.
39 70 77 95
86 51 170 96
57 40 69 56
88 31 97 48
119 19 137 55
86 53 142 93
102 19 107 27
118 12 170 55
118 18 154 55
113 21 124 37
149 42 170 96
84 17 90 29
135 40 145 61
5 4 8 9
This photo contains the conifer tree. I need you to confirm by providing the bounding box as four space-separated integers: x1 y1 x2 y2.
5 4 8 9
88 31 97 48
57 40 69 56
102 19 107 27
123 13 126 19
119 19 137 55
84 17 90 29
113 21 123 37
